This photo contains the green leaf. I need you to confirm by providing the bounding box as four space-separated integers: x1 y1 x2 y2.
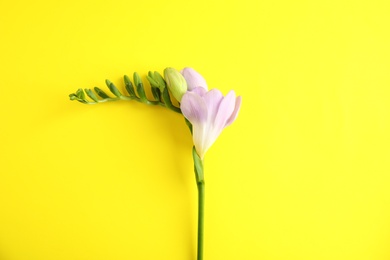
85 89 99 102
94 87 110 99
124 75 136 97
105 80 122 97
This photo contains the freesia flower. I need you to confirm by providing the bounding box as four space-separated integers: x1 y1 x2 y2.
164 67 188 102
181 67 208 91
69 66 241 260
181 87 241 159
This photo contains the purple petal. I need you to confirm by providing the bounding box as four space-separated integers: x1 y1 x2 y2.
180 91 208 125
214 90 236 131
190 87 207 97
225 96 242 127
181 67 208 91
203 89 223 120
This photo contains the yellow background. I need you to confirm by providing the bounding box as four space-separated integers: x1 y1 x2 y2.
1 0 389 259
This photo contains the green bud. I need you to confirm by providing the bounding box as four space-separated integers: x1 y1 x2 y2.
94 87 110 99
133 72 142 87
151 86 161 101
133 72 147 102
146 74 159 88
85 89 99 102
69 93 78 100
124 75 136 97
76 88 85 100
105 80 122 97
164 67 187 102
153 71 166 91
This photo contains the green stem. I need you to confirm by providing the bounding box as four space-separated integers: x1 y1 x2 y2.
192 147 205 260
197 180 205 260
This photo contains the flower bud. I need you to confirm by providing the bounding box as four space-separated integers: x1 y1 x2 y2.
164 67 188 102
181 67 208 91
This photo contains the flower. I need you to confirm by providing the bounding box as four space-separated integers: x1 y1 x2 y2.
164 67 188 102
181 67 208 91
181 87 242 159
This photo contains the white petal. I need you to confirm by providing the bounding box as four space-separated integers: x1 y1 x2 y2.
192 123 207 159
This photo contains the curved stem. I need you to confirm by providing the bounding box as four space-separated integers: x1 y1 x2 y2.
71 92 182 113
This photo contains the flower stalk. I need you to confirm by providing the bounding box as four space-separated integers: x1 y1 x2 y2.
68 72 182 113
193 147 205 260
197 180 205 260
